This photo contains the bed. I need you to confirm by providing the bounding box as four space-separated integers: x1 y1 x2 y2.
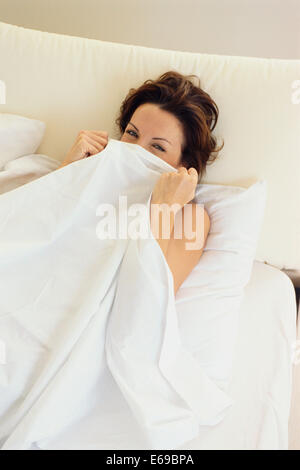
0 20 299 450
21 261 295 451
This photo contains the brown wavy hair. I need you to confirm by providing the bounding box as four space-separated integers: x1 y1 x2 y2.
115 70 224 182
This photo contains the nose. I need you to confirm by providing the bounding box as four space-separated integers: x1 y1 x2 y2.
130 137 145 149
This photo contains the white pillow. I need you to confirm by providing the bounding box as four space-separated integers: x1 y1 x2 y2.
175 180 267 391
0 113 45 170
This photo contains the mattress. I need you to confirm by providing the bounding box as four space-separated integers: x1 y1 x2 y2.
26 260 296 450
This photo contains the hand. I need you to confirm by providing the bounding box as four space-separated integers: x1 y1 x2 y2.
150 166 198 212
59 130 109 168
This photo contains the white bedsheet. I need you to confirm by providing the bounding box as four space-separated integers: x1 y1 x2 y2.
26 260 297 450
0 139 234 450
0 140 296 450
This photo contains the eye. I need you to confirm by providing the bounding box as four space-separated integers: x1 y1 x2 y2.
125 130 165 152
126 130 137 137
153 144 165 152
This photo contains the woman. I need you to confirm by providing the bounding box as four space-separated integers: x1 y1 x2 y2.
57 71 224 294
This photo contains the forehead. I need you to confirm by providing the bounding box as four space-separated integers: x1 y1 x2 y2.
131 104 183 133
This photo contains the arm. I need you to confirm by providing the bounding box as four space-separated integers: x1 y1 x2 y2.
149 202 176 260
166 204 210 294
54 130 109 170
150 201 210 294
55 161 69 171
149 166 207 295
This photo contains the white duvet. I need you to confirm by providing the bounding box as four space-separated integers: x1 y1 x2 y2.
0 139 234 450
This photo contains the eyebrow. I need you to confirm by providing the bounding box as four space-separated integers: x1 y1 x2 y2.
128 122 172 145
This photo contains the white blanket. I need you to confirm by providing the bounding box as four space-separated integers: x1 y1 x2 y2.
0 153 60 195
0 139 233 450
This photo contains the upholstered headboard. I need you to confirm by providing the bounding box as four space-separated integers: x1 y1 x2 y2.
0 21 299 283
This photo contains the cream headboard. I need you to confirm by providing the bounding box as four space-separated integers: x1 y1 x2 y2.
0 21 299 281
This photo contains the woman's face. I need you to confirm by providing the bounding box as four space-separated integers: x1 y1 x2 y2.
120 103 185 168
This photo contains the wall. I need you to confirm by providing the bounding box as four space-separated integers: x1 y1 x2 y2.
0 0 299 59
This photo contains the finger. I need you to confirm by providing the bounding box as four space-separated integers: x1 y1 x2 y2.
187 167 198 180
82 134 105 152
82 131 108 145
177 166 188 173
80 130 108 138
91 130 109 138
83 142 101 158
87 130 109 140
